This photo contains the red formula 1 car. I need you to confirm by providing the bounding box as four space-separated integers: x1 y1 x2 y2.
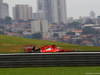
24 45 80 53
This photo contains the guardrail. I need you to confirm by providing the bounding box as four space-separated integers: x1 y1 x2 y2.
0 52 100 68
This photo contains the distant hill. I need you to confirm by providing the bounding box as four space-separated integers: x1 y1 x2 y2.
0 35 100 53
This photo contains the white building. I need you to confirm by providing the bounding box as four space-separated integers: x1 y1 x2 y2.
31 20 48 34
41 20 48 32
31 21 41 33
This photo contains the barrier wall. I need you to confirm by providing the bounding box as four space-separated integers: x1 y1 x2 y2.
0 52 100 68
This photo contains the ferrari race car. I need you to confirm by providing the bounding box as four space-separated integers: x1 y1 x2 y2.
24 45 80 53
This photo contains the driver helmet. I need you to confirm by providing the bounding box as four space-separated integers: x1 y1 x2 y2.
57 47 61 49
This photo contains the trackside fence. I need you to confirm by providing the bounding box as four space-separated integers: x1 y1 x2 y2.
0 52 100 68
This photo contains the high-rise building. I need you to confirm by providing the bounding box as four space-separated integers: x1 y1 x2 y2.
13 5 32 21
37 0 67 24
0 0 9 19
0 0 3 3
57 0 67 24
90 11 96 19
97 16 100 25
33 12 44 19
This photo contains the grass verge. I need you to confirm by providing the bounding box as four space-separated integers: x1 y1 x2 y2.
0 35 100 53
0 67 100 75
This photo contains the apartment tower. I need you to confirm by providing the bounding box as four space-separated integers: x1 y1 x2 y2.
37 0 67 24
13 5 32 21
0 0 9 19
0 0 3 3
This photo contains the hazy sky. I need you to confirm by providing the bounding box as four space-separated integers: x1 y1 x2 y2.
3 0 100 19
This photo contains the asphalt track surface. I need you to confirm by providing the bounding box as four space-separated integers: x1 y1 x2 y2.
0 52 100 68
1 52 100 55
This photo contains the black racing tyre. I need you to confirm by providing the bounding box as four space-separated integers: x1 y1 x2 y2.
32 48 41 53
28 50 33 53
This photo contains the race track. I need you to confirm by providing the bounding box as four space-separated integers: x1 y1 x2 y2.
0 52 100 68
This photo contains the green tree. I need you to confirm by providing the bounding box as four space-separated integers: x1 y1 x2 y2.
4 16 12 24
67 22 81 29
82 26 98 34
0 18 4 24
17 19 25 23
53 33 59 40
32 33 43 40
76 39 83 44
68 22 80 26
85 19 95 24
0 31 6 35
53 33 59 37
59 22 65 25
67 32 75 35
0 25 5 29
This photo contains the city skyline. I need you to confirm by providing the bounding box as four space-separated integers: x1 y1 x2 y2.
13 5 33 21
3 0 100 18
37 0 67 23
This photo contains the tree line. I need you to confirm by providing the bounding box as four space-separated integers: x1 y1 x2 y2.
0 16 12 25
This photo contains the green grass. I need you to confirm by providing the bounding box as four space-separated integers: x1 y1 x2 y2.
0 35 100 75
0 67 100 75
0 35 100 53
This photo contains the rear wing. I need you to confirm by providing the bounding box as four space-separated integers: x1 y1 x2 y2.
24 45 34 53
